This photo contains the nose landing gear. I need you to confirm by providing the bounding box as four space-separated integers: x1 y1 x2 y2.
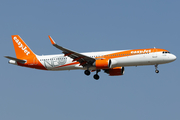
155 70 159 73
155 64 159 73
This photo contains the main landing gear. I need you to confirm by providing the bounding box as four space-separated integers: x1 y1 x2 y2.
155 64 159 73
84 70 100 80
84 70 91 76
93 70 100 80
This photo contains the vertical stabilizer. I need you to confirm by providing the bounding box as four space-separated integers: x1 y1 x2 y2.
11 35 36 59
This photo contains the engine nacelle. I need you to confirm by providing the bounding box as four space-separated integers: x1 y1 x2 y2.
94 59 110 69
104 67 124 76
93 59 118 69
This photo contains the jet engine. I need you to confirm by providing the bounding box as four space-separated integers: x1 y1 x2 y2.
93 59 117 69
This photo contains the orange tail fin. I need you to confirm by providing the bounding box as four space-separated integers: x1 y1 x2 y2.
11 35 36 59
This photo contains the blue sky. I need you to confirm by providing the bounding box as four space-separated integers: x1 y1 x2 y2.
1 0 179 120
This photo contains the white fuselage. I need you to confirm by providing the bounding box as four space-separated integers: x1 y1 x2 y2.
6 35 177 80
36 50 176 71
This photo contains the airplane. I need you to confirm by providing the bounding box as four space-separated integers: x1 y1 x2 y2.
5 35 176 80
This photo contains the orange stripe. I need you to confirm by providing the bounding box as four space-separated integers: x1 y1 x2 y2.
96 48 168 59
55 62 79 68
79 61 87 66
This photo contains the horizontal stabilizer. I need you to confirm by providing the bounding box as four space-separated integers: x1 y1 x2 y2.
4 56 26 64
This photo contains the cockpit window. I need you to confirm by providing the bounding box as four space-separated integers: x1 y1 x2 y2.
162 51 170 54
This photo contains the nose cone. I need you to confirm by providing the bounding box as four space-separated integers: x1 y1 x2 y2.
170 54 177 61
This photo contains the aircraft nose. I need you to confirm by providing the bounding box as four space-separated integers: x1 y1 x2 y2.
171 54 177 61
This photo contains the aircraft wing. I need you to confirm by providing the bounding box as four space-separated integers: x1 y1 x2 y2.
48 36 95 66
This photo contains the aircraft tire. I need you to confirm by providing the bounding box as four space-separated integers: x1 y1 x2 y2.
155 70 159 73
93 74 100 80
84 70 90 76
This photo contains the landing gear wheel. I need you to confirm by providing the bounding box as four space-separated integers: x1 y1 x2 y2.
155 64 159 74
155 70 159 73
84 70 90 76
93 74 100 80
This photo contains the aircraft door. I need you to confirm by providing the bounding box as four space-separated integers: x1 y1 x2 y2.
152 48 158 58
